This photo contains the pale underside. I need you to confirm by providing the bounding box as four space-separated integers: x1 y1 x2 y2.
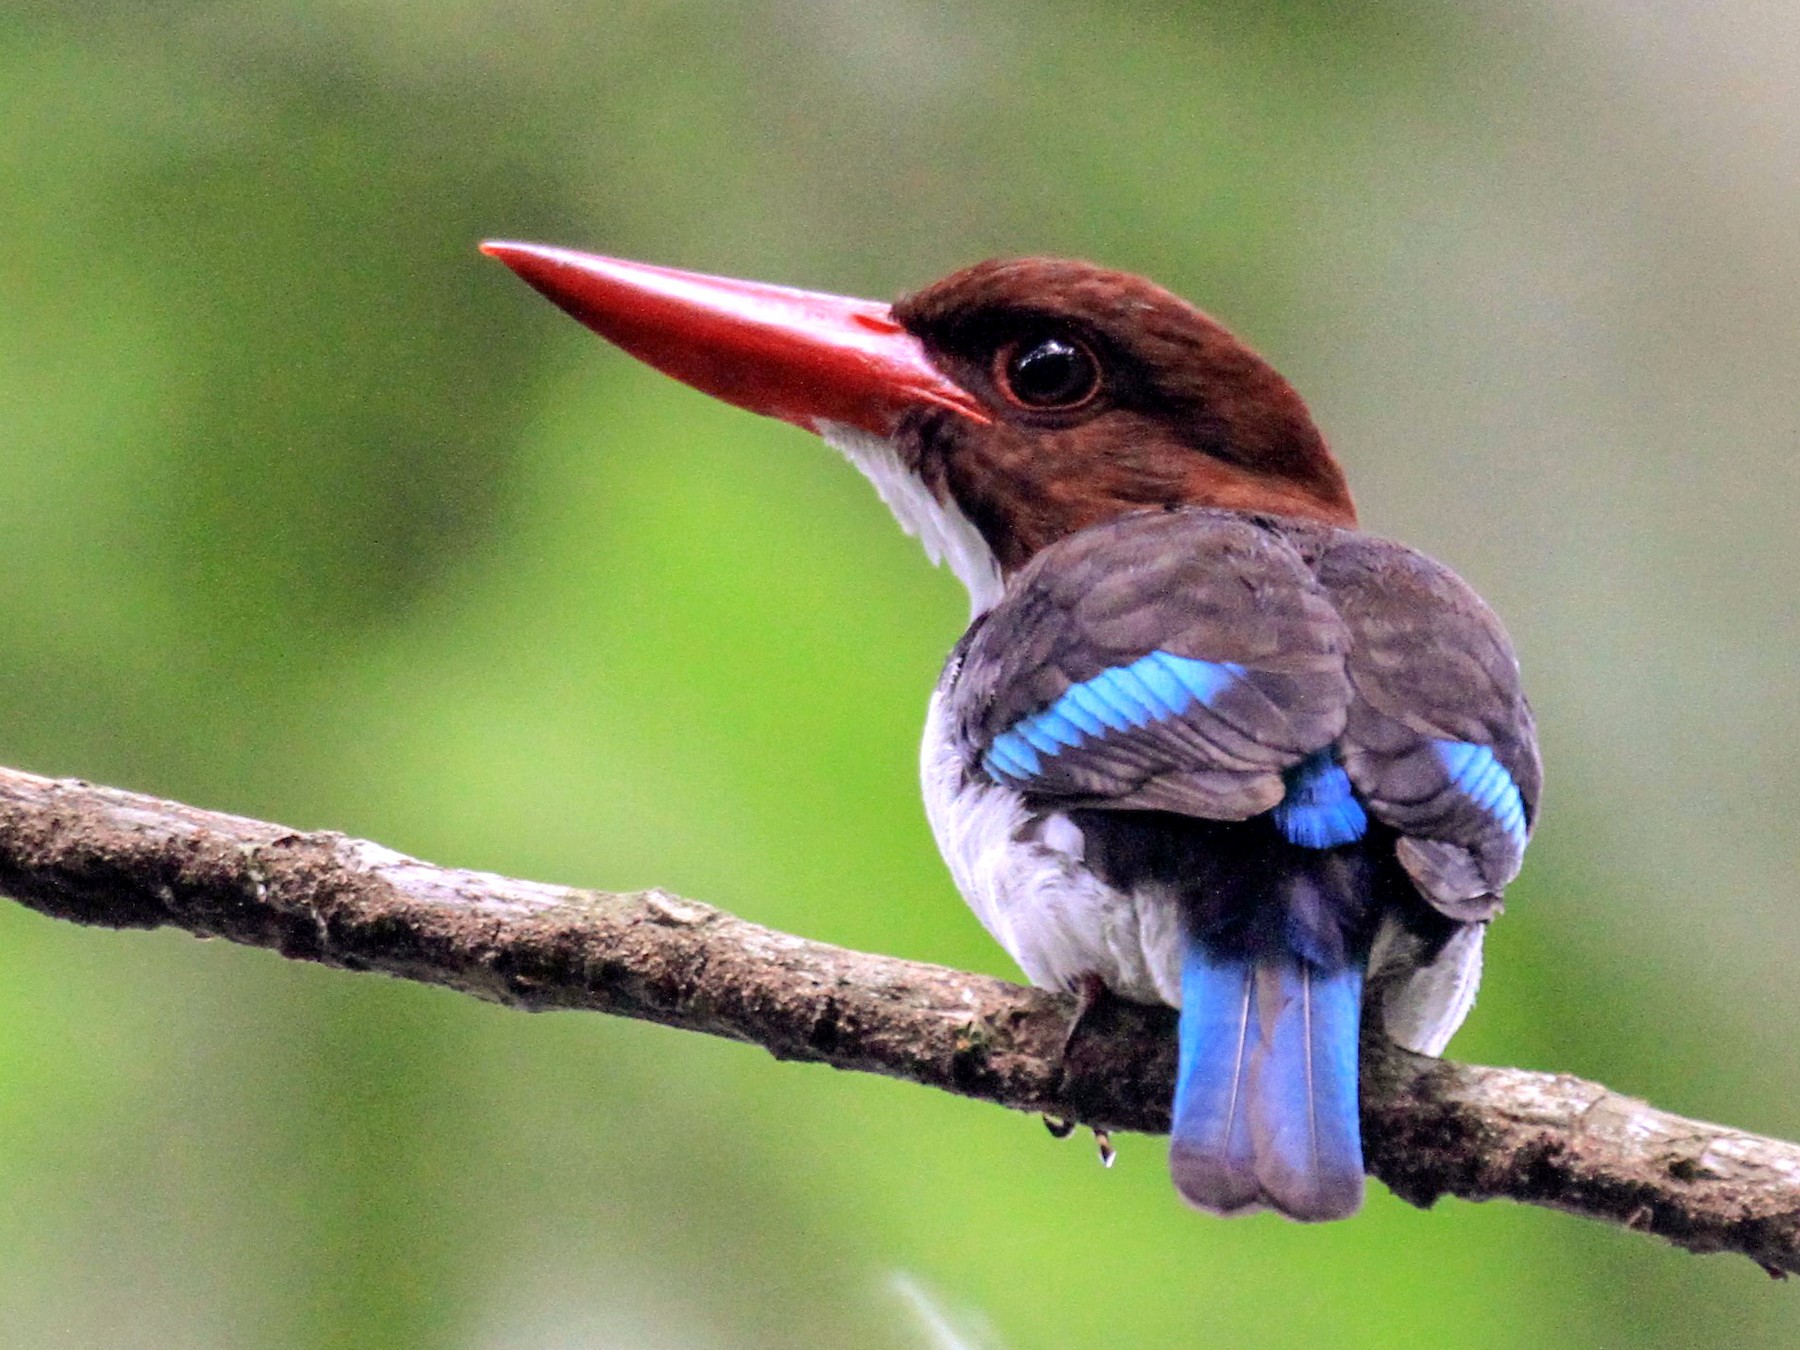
822 421 1480 1055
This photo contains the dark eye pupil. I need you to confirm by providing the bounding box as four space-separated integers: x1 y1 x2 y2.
1006 337 1096 407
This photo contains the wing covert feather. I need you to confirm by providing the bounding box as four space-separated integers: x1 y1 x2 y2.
954 510 1353 819
1317 536 1542 916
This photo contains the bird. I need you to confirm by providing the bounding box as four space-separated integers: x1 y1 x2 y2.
481 241 1542 1222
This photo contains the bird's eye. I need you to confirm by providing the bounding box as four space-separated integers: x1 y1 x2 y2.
995 335 1100 410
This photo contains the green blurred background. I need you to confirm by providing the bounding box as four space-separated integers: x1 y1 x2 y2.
4 2 1797 1346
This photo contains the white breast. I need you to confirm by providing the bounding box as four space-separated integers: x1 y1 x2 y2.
920 688 1186 1007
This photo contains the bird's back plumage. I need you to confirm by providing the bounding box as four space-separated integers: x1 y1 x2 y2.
936 507 1540 1219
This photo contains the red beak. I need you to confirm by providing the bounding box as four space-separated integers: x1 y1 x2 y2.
480 241 987 436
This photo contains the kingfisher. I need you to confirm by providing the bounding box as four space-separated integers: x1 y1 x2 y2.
483 242 1541 1222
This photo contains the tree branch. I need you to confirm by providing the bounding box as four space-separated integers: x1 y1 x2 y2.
1 764 1795 1275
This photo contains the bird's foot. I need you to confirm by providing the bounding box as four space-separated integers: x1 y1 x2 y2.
1062 972 1110 1056
1045 974 1118 1165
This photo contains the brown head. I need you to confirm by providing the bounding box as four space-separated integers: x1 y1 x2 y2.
891 257 1354 572
483 243 1355 611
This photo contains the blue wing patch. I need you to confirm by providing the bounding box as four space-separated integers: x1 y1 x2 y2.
1433 739 1528 846
982 651 1245 783
1271 750 1368 850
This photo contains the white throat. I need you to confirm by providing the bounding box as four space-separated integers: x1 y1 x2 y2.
818 421 1005 618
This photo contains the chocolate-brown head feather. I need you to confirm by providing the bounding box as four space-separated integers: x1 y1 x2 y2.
892 258 1355 573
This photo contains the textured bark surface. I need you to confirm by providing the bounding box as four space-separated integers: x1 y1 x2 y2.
2 763 1796 1275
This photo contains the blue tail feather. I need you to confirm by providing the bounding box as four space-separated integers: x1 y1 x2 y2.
1250 962 1365 1221
1170 946 1261 1215
1170 943 1366 1221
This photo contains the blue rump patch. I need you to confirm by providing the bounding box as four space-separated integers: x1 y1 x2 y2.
1433 740 1528 845
1271 749 1368 849
982 650 1244 782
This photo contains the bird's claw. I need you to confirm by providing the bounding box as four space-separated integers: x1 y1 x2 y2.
1043 1114 1117 1166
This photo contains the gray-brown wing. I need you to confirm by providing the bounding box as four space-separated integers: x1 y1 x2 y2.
955 510 1352 819
1317 535 1542 919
